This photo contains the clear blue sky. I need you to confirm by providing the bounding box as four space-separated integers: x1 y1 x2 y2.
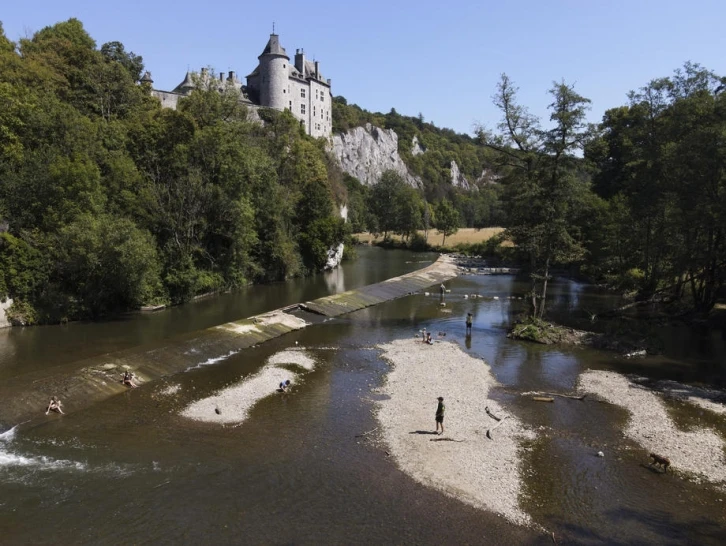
3 0 725 135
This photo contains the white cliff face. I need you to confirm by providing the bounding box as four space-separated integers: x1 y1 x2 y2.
0 298 13 329
324 243 345 270
450 160 471 190
411 135 425 156
331 123 421 187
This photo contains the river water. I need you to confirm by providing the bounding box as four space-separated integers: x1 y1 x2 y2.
0 247 724 545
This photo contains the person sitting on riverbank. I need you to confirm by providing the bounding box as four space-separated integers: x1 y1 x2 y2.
45 396 64 415
279 379 291 393
426 333 433 345
122 370 138 388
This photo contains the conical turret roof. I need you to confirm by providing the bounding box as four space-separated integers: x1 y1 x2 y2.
178 71 194 89
259 33 288 58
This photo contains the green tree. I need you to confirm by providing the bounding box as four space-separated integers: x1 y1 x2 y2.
434 199 460 246
482 74 593 318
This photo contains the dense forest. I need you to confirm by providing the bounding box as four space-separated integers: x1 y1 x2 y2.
0 19 345 324
1 18 723 325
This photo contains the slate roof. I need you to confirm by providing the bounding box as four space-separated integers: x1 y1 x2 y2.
260 34 288 58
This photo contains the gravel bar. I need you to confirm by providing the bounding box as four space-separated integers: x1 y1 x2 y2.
375 339 535 526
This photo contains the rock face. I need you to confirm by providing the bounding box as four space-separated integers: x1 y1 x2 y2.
331 124 421 187
411 135 425 156
450 160 471 190
0 298 13 329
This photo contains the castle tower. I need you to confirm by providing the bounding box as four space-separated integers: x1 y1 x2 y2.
258 33 289 110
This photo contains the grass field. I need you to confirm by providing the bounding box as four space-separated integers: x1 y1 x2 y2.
353 227 505 248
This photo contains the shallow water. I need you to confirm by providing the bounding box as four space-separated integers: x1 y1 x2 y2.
1 251 725 545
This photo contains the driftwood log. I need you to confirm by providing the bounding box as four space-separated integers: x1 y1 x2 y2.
529 392 586 401
486 416 509 439
485 406 502 421
532 396 555 403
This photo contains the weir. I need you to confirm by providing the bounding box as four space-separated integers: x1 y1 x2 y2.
0 255 458 427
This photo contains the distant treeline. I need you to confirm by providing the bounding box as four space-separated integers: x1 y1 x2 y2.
0 19 345 324
335 65 726 317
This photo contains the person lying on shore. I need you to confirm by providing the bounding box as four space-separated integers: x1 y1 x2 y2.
122 370 138 388
45 396 64 415
279 379 291 393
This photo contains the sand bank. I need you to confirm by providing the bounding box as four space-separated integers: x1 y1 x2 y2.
180 349 315 424
267 349 316 370
376 339 534 526
578 370 726 485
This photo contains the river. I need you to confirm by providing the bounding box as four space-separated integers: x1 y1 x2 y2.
0 247 724 545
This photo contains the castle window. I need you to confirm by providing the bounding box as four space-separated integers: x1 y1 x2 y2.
301 89 306 98
283 89 286 93
313 106 316 116
290 101 292 108
301 104 306 114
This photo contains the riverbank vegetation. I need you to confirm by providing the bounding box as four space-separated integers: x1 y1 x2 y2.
0 19 346 324
1 18 723 327
344 64 725 320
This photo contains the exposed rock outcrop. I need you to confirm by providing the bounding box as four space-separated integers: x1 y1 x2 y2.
331 124 421 187
411 135 425 156
0 298 12 329
450 160 471 190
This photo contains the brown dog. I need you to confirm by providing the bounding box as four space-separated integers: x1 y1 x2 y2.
649 453 670 472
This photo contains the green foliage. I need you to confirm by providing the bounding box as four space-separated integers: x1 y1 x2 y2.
483 74 593 318
585 63 726 313
54 214 163 317
434 199 460 246
0 18 348 323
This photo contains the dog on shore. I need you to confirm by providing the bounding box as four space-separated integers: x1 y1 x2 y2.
649 452 670 473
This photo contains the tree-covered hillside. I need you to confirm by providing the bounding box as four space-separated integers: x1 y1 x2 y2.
332 97 506 230
0 19 345 325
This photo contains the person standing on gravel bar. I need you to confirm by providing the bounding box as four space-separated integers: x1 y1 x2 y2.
435 397 445 435
466 312 473 335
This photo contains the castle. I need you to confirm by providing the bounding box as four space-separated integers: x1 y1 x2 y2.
144 33 333 138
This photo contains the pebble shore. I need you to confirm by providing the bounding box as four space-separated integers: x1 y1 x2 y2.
375 339 535 526
181 349 315 424
578 370 726 486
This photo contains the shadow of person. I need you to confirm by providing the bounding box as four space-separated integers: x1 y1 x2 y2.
465 334 472 350
409 430 439 435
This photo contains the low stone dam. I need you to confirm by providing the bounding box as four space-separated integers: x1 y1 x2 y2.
0 255 459 427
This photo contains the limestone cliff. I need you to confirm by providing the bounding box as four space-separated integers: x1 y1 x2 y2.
0 298 13 329
450 160 471 190
331 124 421 187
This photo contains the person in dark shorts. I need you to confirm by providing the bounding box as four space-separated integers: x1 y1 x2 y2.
466 312 473 334
435 396 445 435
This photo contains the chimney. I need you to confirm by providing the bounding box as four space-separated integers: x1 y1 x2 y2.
219 72 224 82
295 49 305 74
201 67 208 77
314 61 319 79
228 71 236 81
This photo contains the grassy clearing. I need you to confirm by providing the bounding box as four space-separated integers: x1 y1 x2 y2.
354 227 505 248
